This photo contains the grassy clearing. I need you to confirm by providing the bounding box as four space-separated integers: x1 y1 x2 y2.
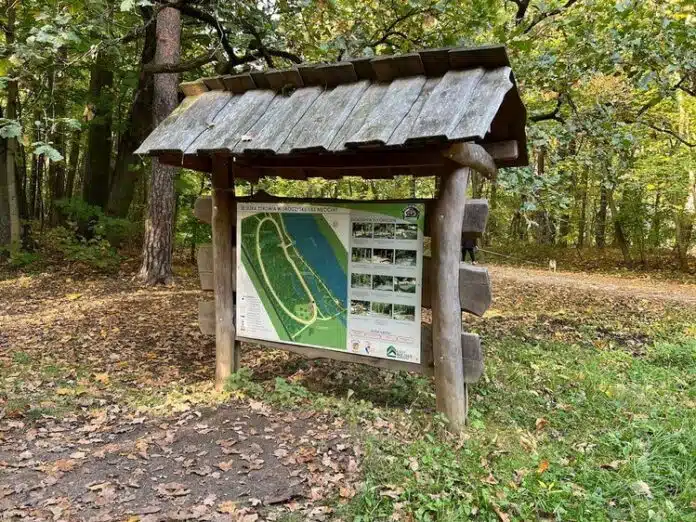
2 266 695 520
334 334 696 521
228 285 696 521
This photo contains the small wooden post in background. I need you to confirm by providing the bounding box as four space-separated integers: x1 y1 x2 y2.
211 154 237 389
431 164 470 431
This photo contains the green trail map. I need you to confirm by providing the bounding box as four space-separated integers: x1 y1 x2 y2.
239 212 348 349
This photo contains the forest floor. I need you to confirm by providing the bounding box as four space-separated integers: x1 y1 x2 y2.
1 263 695 521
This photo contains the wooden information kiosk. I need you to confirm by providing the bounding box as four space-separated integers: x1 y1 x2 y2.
136 45 528 430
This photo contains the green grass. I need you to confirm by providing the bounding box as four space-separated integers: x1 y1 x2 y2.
334 335 696 521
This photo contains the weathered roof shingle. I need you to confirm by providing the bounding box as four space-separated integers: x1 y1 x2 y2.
136 45 527 168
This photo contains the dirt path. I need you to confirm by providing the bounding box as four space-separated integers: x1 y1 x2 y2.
488 265 696 305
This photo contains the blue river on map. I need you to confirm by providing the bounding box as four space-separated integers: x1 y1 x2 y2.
281 213 347 324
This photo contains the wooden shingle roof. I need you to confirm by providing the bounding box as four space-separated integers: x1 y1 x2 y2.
136 45 528 174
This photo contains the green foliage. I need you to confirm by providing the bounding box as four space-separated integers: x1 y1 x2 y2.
43 226 121 271
7 249 40 269
0 118 22 139
55 198 135 246
273 377 311 405
224 367 265 398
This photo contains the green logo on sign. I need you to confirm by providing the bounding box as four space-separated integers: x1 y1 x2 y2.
386 345 397 358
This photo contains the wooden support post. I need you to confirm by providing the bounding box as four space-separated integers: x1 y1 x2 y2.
431 165 470 431
211 155 237 389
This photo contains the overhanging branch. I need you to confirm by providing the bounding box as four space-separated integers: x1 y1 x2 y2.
530 96 564 123
143 51 217 74
523 0 581 34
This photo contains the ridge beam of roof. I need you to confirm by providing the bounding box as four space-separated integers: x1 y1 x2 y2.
445 142 497 179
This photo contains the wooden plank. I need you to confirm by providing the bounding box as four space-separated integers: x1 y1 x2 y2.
135 91 233 155
462 198 489 238
187 90 276 154
237 147 448 170
197 243 213 291
388 77 441 146
280 81 370 153
313 62 358 87
180 80 208 96
250 71 271 89
328 83 388 150
265 68 304 91
448 45 509 70
234 87 324 154
202 76 226 90
421 258 492 316
222 73 256 94
451 67 513 140
461 332 484 383
458 265 492 317
197 242 237 292
430 164 470 431
194 196 212 224
297 64 322 86
212 156 237 389
344 76 426 148
346 57 376 81
370 54 424 82
483 140 519 163
418 48 451 77
199 300 216 336
406 68 485 142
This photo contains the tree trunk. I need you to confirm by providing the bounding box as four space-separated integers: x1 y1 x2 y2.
648 191 661 247
577 170 588 248
675 210 694 272
595 184 608 248
48 49 68 225
107 7 157 217
139 6 181 285
64 131 82 199
4 2 21 245
608 189 631 265
82 52 114 209
0 110 9 246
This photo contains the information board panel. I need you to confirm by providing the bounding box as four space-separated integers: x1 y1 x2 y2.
236 201 424 363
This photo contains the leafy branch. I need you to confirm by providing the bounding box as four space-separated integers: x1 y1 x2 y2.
523 0 582 34
530 95 565 123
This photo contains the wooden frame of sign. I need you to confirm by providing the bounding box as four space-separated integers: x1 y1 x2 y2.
190 143 498 430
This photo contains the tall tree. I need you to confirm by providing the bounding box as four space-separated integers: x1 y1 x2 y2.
107 6 157 218
138 6 181 284
3 0 21 245
82 51 114 209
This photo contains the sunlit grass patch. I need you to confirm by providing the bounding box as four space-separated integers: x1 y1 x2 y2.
336 331 696 521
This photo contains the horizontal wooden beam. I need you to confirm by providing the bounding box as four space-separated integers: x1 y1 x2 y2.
195 194 488 235
484 140 518 162
445 142 497 178
235 148 449 170
159 153 212 172
156 140 517 176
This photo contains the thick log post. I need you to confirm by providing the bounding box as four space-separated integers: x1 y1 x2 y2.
211 155 237 389
431 165 470 431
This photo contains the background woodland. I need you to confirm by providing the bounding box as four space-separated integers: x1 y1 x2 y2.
0 0 694 273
